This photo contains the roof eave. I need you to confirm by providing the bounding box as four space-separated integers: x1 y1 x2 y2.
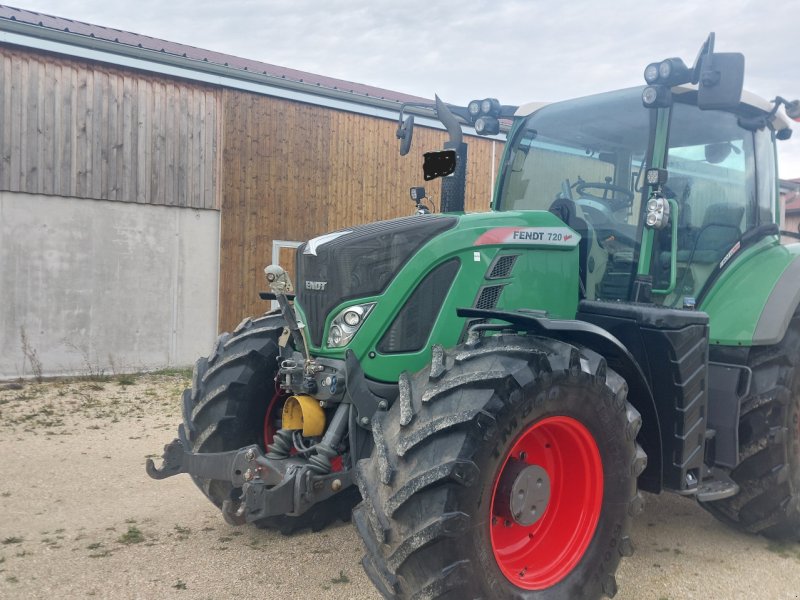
0 17 422 114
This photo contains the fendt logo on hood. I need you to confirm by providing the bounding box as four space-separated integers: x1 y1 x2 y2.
305 281 327 291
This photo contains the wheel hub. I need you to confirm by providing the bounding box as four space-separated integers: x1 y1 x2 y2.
494 461 551 526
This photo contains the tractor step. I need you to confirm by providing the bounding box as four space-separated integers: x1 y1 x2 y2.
696 467 740 502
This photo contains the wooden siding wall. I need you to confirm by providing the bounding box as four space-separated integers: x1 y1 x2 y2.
219 89 503 331
0 46 218 208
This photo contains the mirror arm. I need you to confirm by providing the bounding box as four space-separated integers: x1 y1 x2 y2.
434 95 463 147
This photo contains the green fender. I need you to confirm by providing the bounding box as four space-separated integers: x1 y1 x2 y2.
700 239 800 346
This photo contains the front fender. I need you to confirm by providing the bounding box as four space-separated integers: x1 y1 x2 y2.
457 307 663 493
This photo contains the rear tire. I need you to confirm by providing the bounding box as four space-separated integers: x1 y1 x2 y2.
181 313 358 534
701 314 800 540
353 335 645 599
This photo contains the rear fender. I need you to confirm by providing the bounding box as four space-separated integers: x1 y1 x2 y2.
701 241 800 346
753 256 800 344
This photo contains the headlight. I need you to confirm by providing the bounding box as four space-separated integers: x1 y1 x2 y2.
327 303 375 348
343 310 361 327
329 325 343 346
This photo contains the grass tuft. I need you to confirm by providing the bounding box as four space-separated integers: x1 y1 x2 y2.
330 570 350 584
1 537 23 545
117 526 144 545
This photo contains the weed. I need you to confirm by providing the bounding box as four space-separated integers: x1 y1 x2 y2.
15 550 30 557
87 542 103 550
173 580 187 590
1 492 10 498
117 526 144 545
0 557 4 564
20 327 43 383
117 375 136 387
330 570 350 584
174 525 191 540
151 367 193 378
1 537 23 545
6 575 18 583
766 541 800 560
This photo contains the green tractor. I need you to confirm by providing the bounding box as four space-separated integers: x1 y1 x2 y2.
148 34 800 599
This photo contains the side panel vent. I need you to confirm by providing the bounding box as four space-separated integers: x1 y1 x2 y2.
475 285 504 310
377 259 460 354
487 255 518 279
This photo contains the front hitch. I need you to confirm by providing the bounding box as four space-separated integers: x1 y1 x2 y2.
145 439 279 486
146 438 353 522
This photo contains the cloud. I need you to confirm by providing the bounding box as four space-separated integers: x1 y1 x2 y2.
18 0 800 176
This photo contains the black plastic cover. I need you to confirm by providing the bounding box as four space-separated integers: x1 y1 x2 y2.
577 300 709 492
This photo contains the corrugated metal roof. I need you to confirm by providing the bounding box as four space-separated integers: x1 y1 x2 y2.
0 3 427 105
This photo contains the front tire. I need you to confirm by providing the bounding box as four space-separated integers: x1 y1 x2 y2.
180 313 358 533
354 336 645 599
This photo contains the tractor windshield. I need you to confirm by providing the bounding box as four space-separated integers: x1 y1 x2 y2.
495 88 652 300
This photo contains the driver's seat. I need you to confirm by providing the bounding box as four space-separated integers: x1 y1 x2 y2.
549 197 592 297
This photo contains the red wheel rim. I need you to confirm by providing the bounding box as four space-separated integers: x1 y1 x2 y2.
489 415 603 590
262 381 285 447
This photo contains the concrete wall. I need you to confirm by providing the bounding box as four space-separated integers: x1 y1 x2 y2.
0 192 220 378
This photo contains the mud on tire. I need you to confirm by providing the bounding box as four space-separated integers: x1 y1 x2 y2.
701 314 800 540
180 313 358 534
353 335 646 599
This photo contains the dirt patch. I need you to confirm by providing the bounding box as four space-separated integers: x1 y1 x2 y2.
1 374 799 599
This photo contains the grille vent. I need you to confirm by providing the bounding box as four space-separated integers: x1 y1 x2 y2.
475 285 503 310
487 255 518 279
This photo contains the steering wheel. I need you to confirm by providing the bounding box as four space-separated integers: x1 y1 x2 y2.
575 179 634 210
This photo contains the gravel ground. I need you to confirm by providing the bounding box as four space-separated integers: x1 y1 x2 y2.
0 374 799 600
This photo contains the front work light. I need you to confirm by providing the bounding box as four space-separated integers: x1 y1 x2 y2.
645 168 668 187
475 116 500 136
644 63 660 85
644 194 670 230
642 85 672 109
643 58 691 87
480 98 500 116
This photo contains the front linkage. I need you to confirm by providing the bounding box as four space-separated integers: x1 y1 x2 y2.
146 265 384 526
146 437 353 525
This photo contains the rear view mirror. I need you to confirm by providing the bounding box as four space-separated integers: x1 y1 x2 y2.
697 52 744 110
397 115 415 156
422 150 457 181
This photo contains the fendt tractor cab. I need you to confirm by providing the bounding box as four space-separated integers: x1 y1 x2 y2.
148 35 800 599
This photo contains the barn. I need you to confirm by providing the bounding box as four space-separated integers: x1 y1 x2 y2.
0 5 502 378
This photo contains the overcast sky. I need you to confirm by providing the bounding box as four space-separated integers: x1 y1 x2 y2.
16 0 800 178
